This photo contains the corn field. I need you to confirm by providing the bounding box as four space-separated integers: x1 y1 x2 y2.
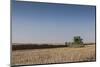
12 45 96 66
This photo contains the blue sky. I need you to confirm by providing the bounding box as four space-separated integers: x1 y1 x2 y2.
12 1 96 44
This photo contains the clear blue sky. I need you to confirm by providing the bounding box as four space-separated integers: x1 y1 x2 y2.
12 1 96 44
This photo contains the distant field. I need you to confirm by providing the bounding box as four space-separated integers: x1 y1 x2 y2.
12 44 67 50
12 45 96 66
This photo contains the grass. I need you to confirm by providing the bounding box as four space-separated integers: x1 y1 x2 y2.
12 44 96 66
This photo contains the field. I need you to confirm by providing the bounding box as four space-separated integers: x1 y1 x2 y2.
12 44 96 66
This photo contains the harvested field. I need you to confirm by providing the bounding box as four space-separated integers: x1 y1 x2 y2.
12 45 96 66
